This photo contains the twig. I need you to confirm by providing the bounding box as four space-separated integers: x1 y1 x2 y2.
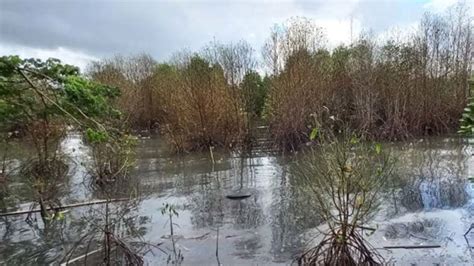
216 226 221 266
0 198 129 217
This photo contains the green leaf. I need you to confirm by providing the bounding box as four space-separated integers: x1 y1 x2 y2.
350 136 359 144
374 143 382 154
309 127 318 140
55 211 66 220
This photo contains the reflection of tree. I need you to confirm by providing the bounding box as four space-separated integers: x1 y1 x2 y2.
136 151 234 197
270 160 322 261
395 138 469 211
188 156 265 230
0 136 151 264
228 196 265 230
189 174 225 228
233 232 263 260
1 211 84 264
0 198 150 264
384 218 444 241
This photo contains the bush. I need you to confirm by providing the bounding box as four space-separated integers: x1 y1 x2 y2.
153 55 247 152
293 131 394 264
264 9 472 150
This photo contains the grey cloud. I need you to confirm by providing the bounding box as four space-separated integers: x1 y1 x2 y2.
0 0 455 63
1 0 196 59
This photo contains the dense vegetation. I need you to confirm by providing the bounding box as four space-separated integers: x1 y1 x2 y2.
0 56 142 264
87 48 265 152
2 7 472 154
263 10 472 149
0 55 127 219
84 7 472 152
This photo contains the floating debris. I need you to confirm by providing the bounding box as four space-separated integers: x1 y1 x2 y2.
226 193 252 200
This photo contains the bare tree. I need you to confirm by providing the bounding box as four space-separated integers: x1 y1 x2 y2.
202 40 257 86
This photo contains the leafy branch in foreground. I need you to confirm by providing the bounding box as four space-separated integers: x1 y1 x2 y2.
0 56 84 223
0 56 152 264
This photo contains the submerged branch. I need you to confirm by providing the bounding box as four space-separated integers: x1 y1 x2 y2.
0 198 129 217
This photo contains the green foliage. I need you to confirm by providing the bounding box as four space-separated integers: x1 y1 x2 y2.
0 56 69 130
0 56 120 134
0 55 131 212
459 97 474 135
374 143 382 155
0 98 22 127
0 56 79 79
309 127 318 140
240 71 268 117
85 128 110 143
63 76 121 119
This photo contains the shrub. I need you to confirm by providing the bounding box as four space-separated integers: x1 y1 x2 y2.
264 9 472 150
153 55 247 152
293 131 394 264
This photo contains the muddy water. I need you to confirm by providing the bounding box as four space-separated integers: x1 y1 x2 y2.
0 135 473 265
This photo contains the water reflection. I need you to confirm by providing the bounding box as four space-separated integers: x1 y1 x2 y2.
188 156 265 230
384 218 444 241
394 138 470 212
0 135 473 264
270 160 322 262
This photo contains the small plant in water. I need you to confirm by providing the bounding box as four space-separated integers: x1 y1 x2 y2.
293 130 395 265
161 203 183 264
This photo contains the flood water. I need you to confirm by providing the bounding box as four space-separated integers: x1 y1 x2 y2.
1 134 474 265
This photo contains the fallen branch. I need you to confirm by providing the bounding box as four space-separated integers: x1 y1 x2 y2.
383 245 441 249
0 198 129 217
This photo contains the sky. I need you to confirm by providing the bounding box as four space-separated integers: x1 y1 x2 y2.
0 0 471 70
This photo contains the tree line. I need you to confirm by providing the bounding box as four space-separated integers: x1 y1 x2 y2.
2 5 472 152
86 6 472 151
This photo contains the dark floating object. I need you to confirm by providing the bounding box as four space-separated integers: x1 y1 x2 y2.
226 192 252 200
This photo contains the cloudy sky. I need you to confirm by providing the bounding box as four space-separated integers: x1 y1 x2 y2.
0 0 471 70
